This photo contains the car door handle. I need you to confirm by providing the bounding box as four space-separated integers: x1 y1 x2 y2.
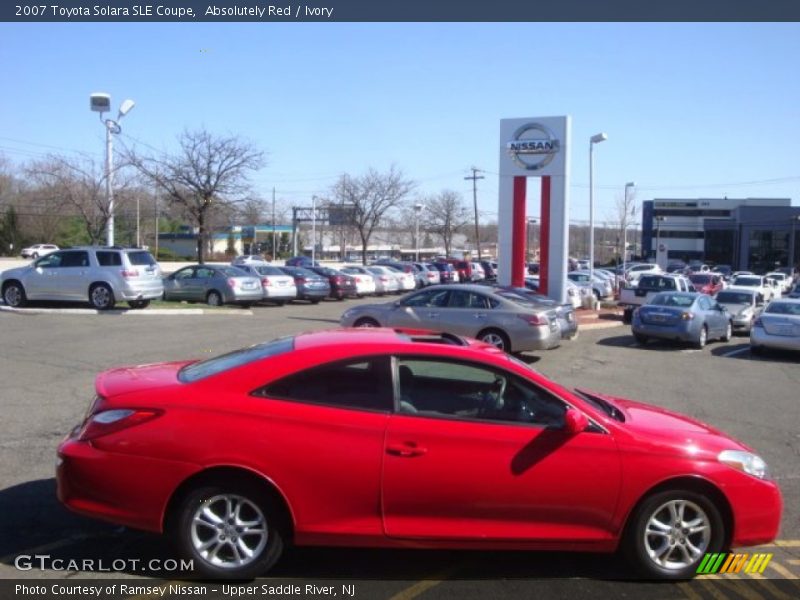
426 312 439 318
474 313 487 319
386 443 427 458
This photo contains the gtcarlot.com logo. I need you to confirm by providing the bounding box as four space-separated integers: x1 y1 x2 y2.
696 552 773 575
14 554 193 573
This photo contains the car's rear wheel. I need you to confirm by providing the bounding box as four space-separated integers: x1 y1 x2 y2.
751 345 763 356
2 281 27 308
31 252 39 259
274 300 286 306
354 317 380 328
722 321 732 342
127 300 150 309
207 291 223 307
89 283 115 310
623 309 633 324
695 326 708 349
624 489 724 580
477 329 511 352
634 333 648 345
173 483 284 580
310 299 321 304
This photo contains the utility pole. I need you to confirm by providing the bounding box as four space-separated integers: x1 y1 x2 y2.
464 167 485 261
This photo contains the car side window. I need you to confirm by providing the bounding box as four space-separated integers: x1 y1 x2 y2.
60 251 90 268
196 268 215 279
403 289 449 307
36 253 63 268
396 358 566 428
697 296 712 310
255 357 393 412
96 251 123 267
174 268 195 280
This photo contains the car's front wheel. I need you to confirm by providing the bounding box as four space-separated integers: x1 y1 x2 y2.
722 321 732 342
624 489 725 580
2 281 27 308
695 325 708 349
173 484 284 580
127 300 150 309
353 317 380 328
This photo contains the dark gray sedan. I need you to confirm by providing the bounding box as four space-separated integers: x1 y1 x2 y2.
278 266 331 303
340 284 561 353
162 265 263 307
631 292 732 348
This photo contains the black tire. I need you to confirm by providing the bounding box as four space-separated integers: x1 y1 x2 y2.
593 290 601 302
274 300 286 306
694 325 708 349
240 303 253 309
623 309 633 324
207 291 223 307
127 300 150 310
750 345 763 356
634 333 648 345
89 283 116 310
172 483 284 580
31 252 39 259
354 317 380 328
2 281 27 308
722 321 732 342
623 489 725 580
310 299 321 305
477 329 512 352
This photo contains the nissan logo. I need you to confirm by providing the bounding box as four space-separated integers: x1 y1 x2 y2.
506 123 560 171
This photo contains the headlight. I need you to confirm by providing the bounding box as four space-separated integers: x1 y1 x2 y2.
718 450 768 479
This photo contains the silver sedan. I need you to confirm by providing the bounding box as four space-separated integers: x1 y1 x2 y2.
750 299 800 354
162 265 263 307
340 284 561 353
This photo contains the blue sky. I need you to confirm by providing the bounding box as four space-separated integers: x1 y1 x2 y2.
1 22 799 224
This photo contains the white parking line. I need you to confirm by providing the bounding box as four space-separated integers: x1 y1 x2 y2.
720 347 752 358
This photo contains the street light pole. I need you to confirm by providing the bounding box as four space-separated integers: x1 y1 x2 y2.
464 167 484 261
414 203 424 262
311 195 317 264
622 182 635 277
589 133 608 284
91 94 134 247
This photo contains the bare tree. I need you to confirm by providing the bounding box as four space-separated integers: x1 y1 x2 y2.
330 166 414 264
125 129 265 263
26 156 116 244
423 190 471 258
608 188 638 263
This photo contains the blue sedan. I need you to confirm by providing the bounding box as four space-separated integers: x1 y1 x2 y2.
632 292 732 348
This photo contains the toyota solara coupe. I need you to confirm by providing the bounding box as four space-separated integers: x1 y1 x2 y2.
57 329 781 580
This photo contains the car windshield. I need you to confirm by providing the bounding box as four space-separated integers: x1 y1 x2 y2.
650 293 695 307
716 291 754 304
765 302 800 316
254 266 284 276
178 336 295 383
127 251 157 266
689 275 712 284
733 277 761 287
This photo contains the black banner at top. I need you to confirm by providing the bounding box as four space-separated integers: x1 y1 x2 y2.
3 0 800 22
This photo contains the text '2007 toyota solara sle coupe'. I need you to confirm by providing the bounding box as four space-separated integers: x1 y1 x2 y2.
57 328 781 580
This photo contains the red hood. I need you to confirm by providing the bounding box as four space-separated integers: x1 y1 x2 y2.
96 360 193 399
578 389 752 452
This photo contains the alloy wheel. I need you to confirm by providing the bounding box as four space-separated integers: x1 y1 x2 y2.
642 499 711 571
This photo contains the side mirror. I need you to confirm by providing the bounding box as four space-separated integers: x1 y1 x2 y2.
563 408 589 435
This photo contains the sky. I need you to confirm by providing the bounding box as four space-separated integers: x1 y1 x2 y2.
1 22 799 226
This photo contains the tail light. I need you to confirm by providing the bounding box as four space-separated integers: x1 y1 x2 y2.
380 276 389 282
121 269 139 279
680 311 695 320
261 277 271 287
227 278 237 288
294 277 304 284
78 409 161 441
334 276 343 284
517 314 547 326
355 276 363 283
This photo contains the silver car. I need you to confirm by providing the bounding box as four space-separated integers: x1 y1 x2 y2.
340 284 561 353
750 299 800 355
365 266 402 295
1 247 162 310
233 264 297 305
162 265 263 307
716 289 764 334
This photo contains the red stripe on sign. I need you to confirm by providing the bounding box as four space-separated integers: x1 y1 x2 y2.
512 177 527 287
539 176 551 296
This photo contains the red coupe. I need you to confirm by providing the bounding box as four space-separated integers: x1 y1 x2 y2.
57 328 781 580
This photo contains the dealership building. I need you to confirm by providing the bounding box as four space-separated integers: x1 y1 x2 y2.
642 198 800 272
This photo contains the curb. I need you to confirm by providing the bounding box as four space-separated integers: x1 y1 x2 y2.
0 305 252 316
579 320 624 331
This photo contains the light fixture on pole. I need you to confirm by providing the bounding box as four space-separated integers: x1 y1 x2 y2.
622 182 635 277
414 203 425 262
588 132 608 284
91 93 135 247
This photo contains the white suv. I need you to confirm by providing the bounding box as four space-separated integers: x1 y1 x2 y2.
1 247 163 310
625 263 663 285
20 243 59 259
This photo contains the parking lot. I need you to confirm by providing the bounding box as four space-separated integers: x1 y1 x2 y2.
1 298 799 598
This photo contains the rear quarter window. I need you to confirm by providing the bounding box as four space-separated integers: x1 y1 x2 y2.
179 337 295 383
96 251 123 267
126 251 157 266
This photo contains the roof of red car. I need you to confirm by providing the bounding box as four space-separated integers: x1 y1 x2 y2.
293 327 501 354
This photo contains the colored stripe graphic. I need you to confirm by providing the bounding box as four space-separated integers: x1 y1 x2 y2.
697 552 773 574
